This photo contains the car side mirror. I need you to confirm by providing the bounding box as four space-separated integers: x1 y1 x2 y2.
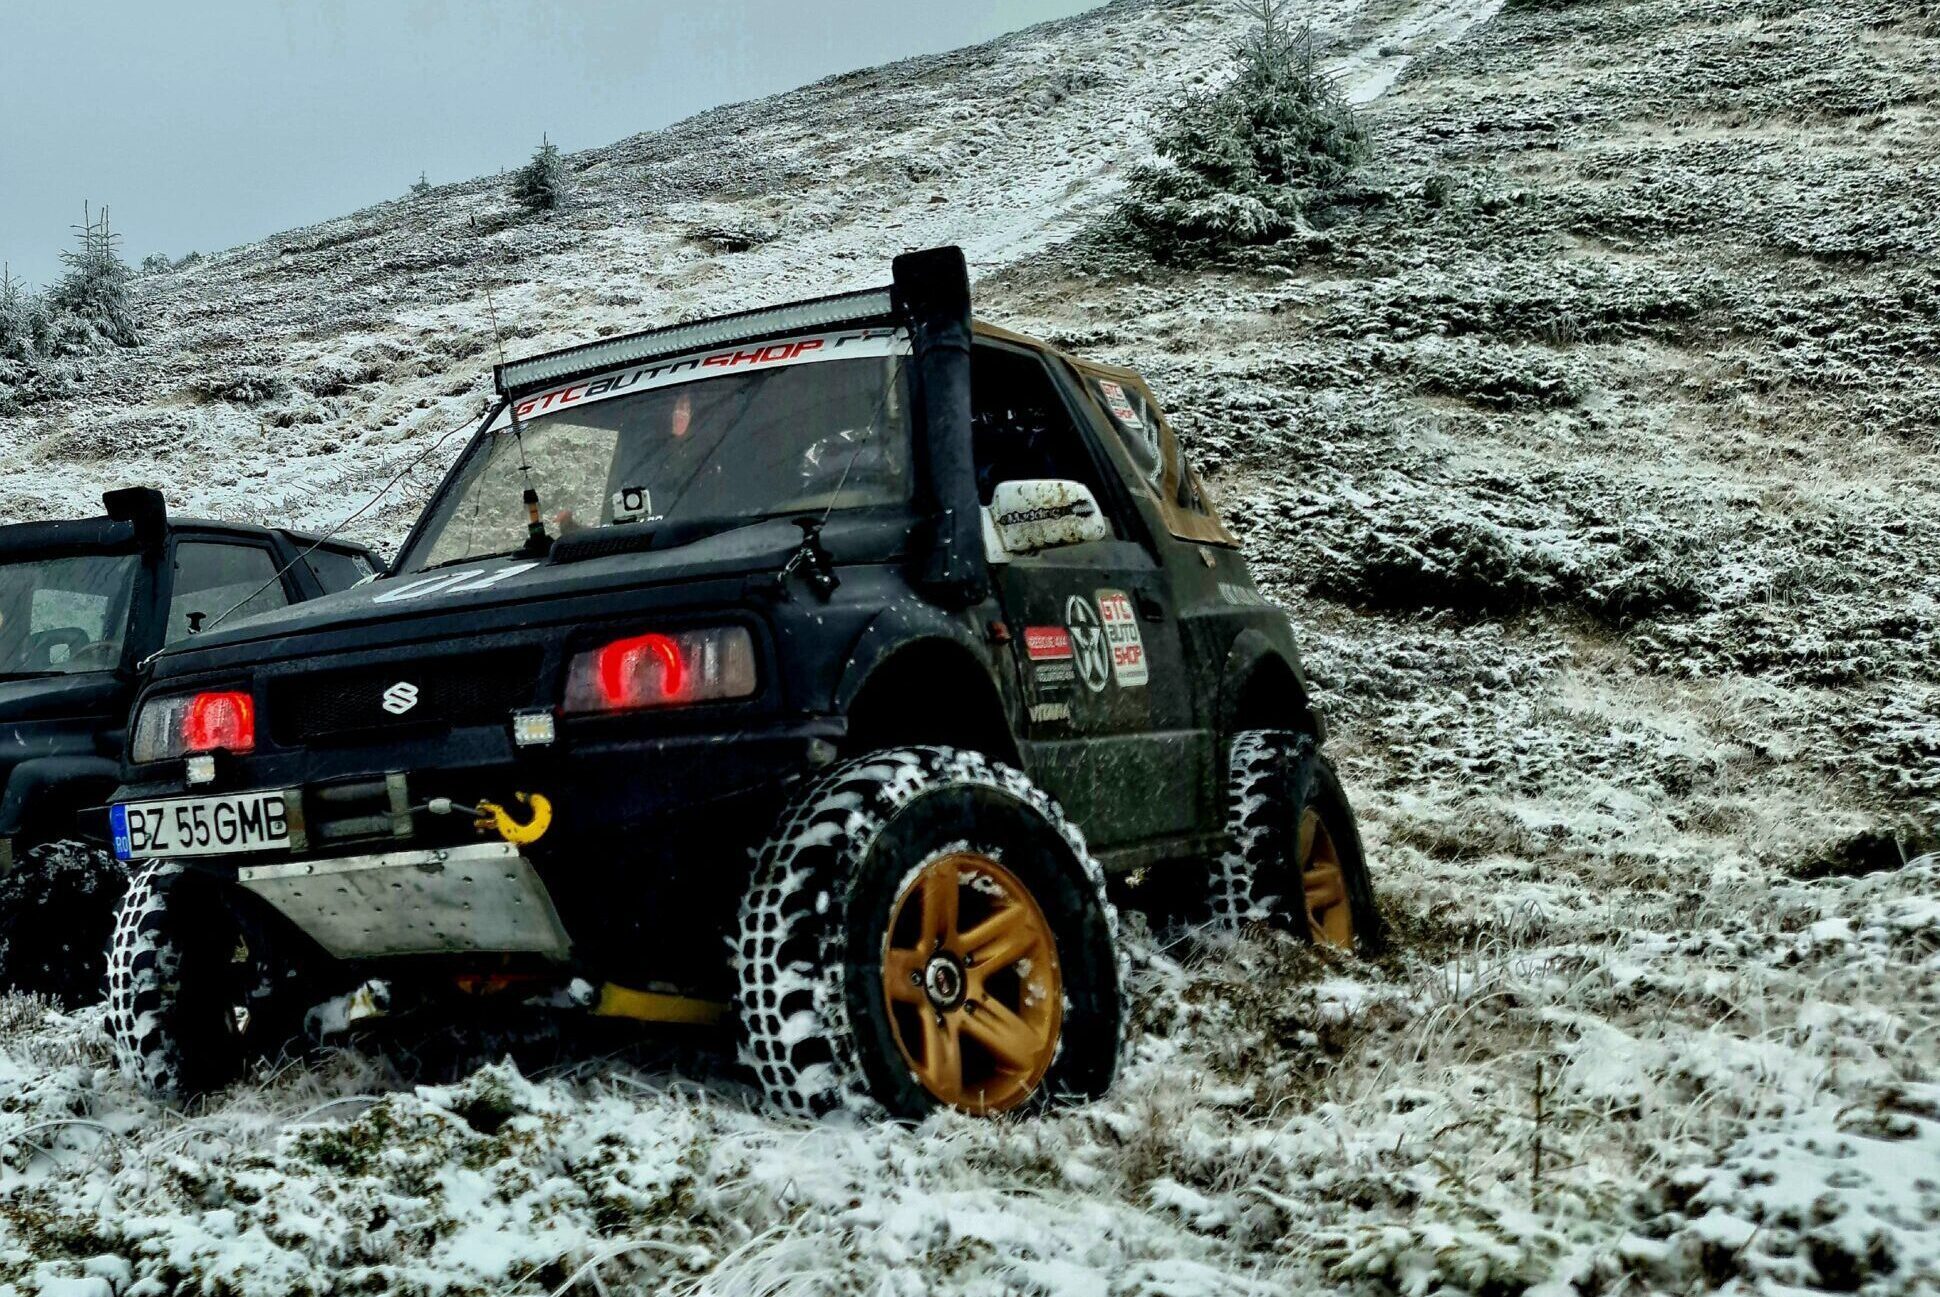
988 479 1110 556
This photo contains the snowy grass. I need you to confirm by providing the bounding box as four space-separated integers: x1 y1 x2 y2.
2 853 1933 1293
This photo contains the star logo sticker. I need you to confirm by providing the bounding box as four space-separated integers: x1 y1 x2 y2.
1064 595 1111 693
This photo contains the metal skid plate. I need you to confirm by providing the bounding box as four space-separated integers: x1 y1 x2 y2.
237 842 571 961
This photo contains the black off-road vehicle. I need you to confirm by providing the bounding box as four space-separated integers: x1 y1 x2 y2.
105 247 1378 1116
0 489 381 1004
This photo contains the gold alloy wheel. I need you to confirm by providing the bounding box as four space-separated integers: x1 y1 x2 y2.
881 851 1063 1114
1300 807 1355 949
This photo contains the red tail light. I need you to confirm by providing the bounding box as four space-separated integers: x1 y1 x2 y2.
183 690 256 754
597 633 685 708
563 627 757 713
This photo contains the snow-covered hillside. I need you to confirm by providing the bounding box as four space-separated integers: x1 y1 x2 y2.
2 0 1936 1293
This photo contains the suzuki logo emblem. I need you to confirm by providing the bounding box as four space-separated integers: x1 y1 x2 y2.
381 681 420 715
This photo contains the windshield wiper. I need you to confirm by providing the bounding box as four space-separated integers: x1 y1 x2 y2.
548 514 782 566
412 546 529 575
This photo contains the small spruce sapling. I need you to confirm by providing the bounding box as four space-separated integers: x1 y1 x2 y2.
510 136 568 214
45 203 140 351
1121 0 1370 257
0 264 41 363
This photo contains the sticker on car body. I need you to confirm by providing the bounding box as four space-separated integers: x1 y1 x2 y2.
1096 379 1141 430
1095 589 1148 687
1024 626 1072 661
1023 624 1077 689
486 327 910 433
1064 595 1112 693
370 561 541 604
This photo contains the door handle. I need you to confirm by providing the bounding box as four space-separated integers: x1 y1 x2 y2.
1135 590 1165 622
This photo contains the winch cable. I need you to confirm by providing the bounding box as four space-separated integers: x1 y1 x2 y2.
183 240 524 654
816 356 902 529
478 263 548 550
769 357 903 597
155 412 478 662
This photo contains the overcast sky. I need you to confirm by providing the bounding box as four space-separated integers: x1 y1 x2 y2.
0 0 1101 289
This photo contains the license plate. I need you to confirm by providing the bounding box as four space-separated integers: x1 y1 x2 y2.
110 790 304 861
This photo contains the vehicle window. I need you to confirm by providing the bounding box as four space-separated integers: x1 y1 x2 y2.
1087 374 1219 515
1088 376 1167 492
1080 370 1233 545
302 546 378 592
405 354 912 572
168 542 290 641
971 346 1117 527
0 554 139 676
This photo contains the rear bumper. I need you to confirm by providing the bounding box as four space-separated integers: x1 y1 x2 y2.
111 717 845 868
115 721 844 982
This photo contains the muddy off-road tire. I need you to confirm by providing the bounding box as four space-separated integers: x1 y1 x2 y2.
1211 730 1382 951
736 746 1124 1119
105 862 300 1100
0 841 130 1006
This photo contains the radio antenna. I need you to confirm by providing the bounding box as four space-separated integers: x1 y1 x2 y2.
471 218 547 552
474 214 511 371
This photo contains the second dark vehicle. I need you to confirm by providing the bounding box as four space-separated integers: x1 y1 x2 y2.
104 247 1379 1116
0 489 380 1004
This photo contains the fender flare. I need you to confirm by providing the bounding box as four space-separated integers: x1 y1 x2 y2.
834 607 1019 763
834 606 997 714
0 755 122 839
1216 630 1324 743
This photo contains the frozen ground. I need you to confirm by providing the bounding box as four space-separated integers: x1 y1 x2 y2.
1 0 1936 1293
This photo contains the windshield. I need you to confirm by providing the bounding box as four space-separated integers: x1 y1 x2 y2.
402 353 912 572
0 553 139 677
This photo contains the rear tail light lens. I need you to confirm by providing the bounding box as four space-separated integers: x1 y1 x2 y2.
131 690 257 763
563 627 756 713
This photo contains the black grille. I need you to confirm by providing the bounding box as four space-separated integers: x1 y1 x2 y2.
269 649 543 745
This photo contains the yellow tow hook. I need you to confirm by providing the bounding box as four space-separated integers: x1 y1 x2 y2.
475 792 553 845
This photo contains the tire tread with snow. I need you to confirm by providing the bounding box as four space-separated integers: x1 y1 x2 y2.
104 861 193 1099
1212 729 1382 950
735 746 1125 1119
105 861 294 1100
0 840 130 1006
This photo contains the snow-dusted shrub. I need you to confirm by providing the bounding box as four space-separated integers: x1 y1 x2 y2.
1315 516 1707 624
0 268 45 364
511 135 569 214
409 170 433 197
0 268 49 413
43 205 139 351
190 366 292 405
1122 0 1369 256
689 223 778 254
1413 346 1584 410
301 356 384 398
138 252 172 275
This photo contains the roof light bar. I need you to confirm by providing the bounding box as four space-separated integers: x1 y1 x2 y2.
493 286 896 397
